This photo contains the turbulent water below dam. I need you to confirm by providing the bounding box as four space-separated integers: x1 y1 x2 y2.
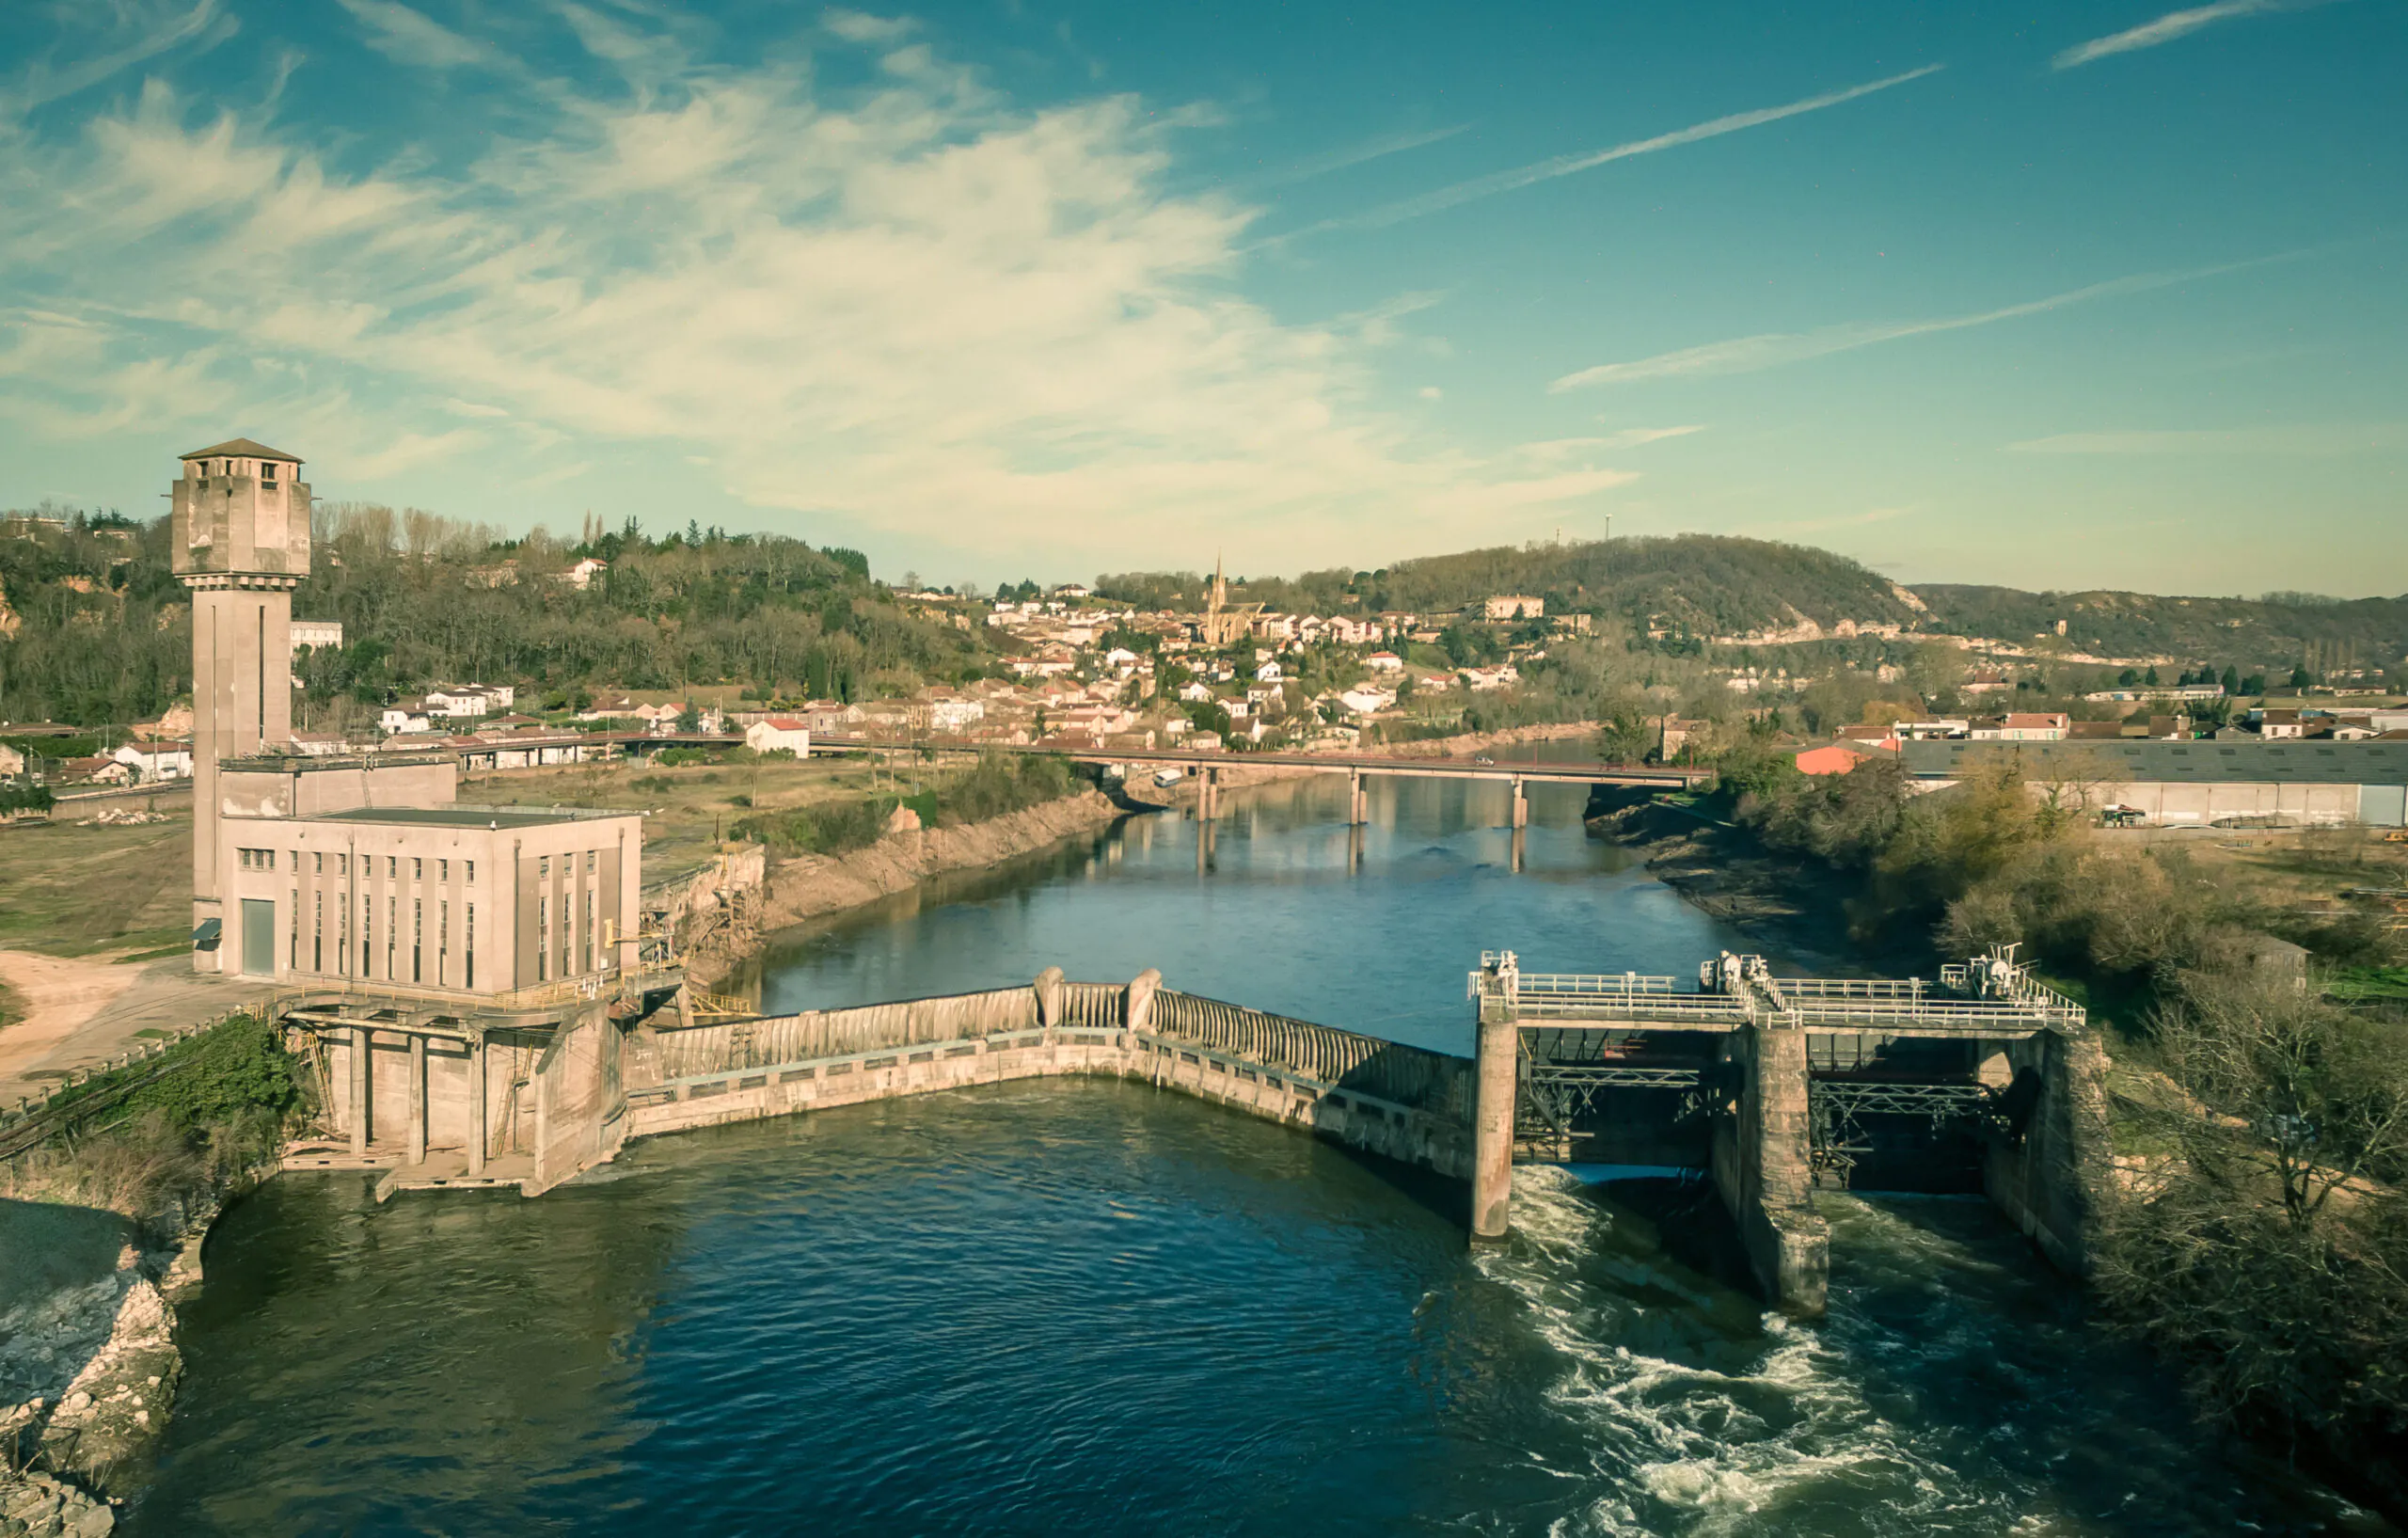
127 762 2390 1534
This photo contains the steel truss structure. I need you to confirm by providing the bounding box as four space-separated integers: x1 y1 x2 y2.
1808 1078 2004 1184
1517 1060 1709 1145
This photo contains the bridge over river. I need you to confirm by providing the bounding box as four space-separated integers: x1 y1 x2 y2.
252 940 2106 1319
809 733 1708 824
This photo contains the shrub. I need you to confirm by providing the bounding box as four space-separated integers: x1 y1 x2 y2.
933 753 1077 826
732 796 893 855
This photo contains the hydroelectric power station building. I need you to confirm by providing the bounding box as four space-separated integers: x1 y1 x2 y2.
175 438 669 1190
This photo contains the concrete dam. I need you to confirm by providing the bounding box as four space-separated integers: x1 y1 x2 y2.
285 945 2109 1316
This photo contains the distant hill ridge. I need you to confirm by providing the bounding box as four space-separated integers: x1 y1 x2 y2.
1101 534 2408 671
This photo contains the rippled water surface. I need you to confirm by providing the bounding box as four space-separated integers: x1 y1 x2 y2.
129 769 2389 1534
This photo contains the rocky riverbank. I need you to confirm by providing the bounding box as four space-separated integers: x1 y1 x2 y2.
1581 789 1922 975
0 1182 240 1534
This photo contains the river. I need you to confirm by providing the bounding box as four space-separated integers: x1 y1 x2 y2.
126 766 2390 1534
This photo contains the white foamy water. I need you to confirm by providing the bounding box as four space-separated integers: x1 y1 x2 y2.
1478 1168 2384 1537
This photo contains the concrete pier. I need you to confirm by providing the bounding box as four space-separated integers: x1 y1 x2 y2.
466 1033 486 1176
1347 770 1369 827
407 1034 427 1164
350 1024 371 1155
1712 1024 1830 1315
1509 776 1529 830
1982 1027 2113 1275
1470 1013 1517 1241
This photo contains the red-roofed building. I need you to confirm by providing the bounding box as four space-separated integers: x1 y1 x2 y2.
1795 744 1873 776
744 717 812 755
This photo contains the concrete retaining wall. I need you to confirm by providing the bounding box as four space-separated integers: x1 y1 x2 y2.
528 1006 626 1196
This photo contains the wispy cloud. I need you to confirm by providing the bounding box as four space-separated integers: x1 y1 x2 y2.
2008 423 2406 454
1550 261 2275 390
0 22 1630 565
1288 66 1941 238
1257 124 1470 188
2052 0 2335 69
3 0 232 113
822 8 916 45
1597 425 1705 451
335 0 494 71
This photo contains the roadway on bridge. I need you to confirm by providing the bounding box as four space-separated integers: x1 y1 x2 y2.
812 735 1707 787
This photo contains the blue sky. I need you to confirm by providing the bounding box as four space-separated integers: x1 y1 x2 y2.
2 0 2401 594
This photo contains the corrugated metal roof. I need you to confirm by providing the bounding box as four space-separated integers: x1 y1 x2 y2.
1903 739 2408 785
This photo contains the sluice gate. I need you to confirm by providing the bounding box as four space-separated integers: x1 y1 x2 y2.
1470 947 2111 1316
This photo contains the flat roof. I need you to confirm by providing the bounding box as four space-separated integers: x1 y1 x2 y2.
223 752 452 772
1904 739 2408 786
301 804 637 829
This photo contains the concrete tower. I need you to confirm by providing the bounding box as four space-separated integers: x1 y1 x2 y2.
172 437 309 969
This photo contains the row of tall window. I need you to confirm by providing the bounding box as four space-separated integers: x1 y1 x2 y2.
532 850 607 983
293 890 475 990
268 851 478 882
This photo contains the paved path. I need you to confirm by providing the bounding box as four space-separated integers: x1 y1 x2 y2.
0 950 277 1108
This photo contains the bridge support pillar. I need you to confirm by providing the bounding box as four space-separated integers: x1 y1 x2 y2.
1347 770 1368 826
350 1024 372 1155
407 1034 427 1165
1470 1013 1518 1242
1510 775 1529 830
1198 767 1221 821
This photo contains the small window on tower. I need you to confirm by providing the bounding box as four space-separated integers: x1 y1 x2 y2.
262 462 277 483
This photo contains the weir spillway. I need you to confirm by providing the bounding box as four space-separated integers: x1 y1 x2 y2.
277 945 2110 1319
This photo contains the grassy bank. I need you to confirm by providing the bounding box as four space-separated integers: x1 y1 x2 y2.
1 1011 305 1229
732 752 1085 857
0 811 193 959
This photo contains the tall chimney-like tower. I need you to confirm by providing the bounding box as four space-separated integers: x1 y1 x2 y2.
172 438 310 970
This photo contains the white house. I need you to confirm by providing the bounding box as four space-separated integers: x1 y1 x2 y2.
380 704 435 735
928 697 986 734
1484 595 1544 621
562 557 609 591
1460 664 1520 691
745 717 812 755
423 687 495 719
1339 686 1396 716
289 619 343 650
1179 680 1215 704
111 737 193 781
1255 659 1284 682
1970 712 2070 742
1363 651 1404 674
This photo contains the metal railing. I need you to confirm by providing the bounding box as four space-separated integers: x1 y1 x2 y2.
1766 977 1931 1001
1473 948 2086 1036
0 1002 268 1152
1500 993 1752 1024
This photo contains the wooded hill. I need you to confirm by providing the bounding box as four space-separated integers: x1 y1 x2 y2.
1913 585 2408 674
1100 535 1920 638
1101 534 2408 678
0 507 989 728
